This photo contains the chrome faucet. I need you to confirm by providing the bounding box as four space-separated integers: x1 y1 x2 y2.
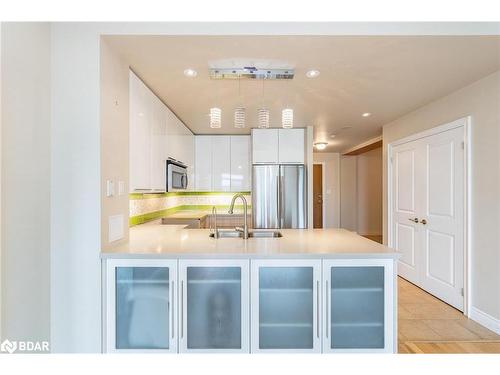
210 206 219 239
228 193 249 239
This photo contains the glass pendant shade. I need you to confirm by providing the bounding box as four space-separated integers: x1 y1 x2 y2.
234 107 246 128
258 108 270 128
210 107 222 128
282 108 294 128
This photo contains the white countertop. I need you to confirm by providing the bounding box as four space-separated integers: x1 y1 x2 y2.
102 221 400 259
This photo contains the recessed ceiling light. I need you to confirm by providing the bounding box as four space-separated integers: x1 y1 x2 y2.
314 142 328 150
306 69 320 78
183 68 197 78
362 112 371 117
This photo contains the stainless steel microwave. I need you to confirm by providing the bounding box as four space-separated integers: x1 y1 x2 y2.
166 158 188 191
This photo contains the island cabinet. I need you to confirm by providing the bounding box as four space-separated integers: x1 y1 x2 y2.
178 259 250 353
250 260 322 353
322 259 395 353
104 259 178 353
103 257 396 353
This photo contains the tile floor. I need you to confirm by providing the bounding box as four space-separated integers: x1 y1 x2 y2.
397 277 500 353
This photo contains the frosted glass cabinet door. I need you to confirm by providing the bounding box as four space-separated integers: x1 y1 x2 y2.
323 259 394 353
106 259 177 353
179 260 250 353
251 260 321 353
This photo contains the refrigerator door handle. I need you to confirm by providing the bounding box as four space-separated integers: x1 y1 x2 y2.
276 174 281 228
279 175 284 228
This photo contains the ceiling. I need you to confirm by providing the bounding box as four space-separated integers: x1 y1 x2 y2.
104 35 500 152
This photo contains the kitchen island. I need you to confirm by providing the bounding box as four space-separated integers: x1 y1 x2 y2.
102 222 400 353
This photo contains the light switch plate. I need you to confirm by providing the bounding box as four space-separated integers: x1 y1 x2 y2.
108 214 124 243
106 180 114 197
118 181 125 196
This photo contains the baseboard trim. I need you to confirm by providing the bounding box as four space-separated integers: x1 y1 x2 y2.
469 307 500 335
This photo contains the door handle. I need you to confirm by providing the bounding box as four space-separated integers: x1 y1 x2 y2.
170 280 175 339
180 280 184 339
408 218 419 223
325 280 329 339
316 280 320 339
420 219 427 225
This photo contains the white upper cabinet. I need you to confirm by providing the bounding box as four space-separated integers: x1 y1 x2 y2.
251 128 305 164
252 129 279 164
150 94 167 192
129 70 193 192
278 129 305 164
129 71 152 192
194 135 251 192
230 136 251 191
211 136 231 191
194 136 212 191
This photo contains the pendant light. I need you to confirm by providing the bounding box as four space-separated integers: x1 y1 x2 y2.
282 108 293 128
234 107 246 128
282 77 294 128
234 76 246 128
209 77 222 128
258 78 269 128
258 108 270 128
210 107 221 128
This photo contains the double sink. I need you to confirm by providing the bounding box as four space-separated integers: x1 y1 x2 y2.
209 229 283 239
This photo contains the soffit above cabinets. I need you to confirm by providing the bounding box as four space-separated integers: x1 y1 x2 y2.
103 35 500 152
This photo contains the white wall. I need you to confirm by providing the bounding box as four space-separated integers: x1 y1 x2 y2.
100 40 129 251
340 156 358 231
339 148 383 236
313 153 340 228
383 70 500 321
1 23 51 344
357 147 383 236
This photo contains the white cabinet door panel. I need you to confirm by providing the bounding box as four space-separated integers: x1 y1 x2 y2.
322 259 395 353
278 129 305 164
179 259 250 353
149 95 166 192
251 259 322 353
129 71 151 192
230 136 251 191
252 129 279 164
194 136 212 191
106 259 178 353
211 136 231 191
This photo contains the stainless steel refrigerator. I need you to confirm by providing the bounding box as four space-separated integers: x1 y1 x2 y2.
252 164 307 229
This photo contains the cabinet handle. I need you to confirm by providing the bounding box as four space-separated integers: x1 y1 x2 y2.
316 280 320 339
170 280 174 339
180 280 184 339
325 280 329 339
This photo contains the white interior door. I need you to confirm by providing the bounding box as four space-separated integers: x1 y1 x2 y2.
419 127 464 310
392 141 420 283
391 123 465 310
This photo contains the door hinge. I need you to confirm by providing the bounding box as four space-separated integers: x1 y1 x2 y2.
461 288 464 296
